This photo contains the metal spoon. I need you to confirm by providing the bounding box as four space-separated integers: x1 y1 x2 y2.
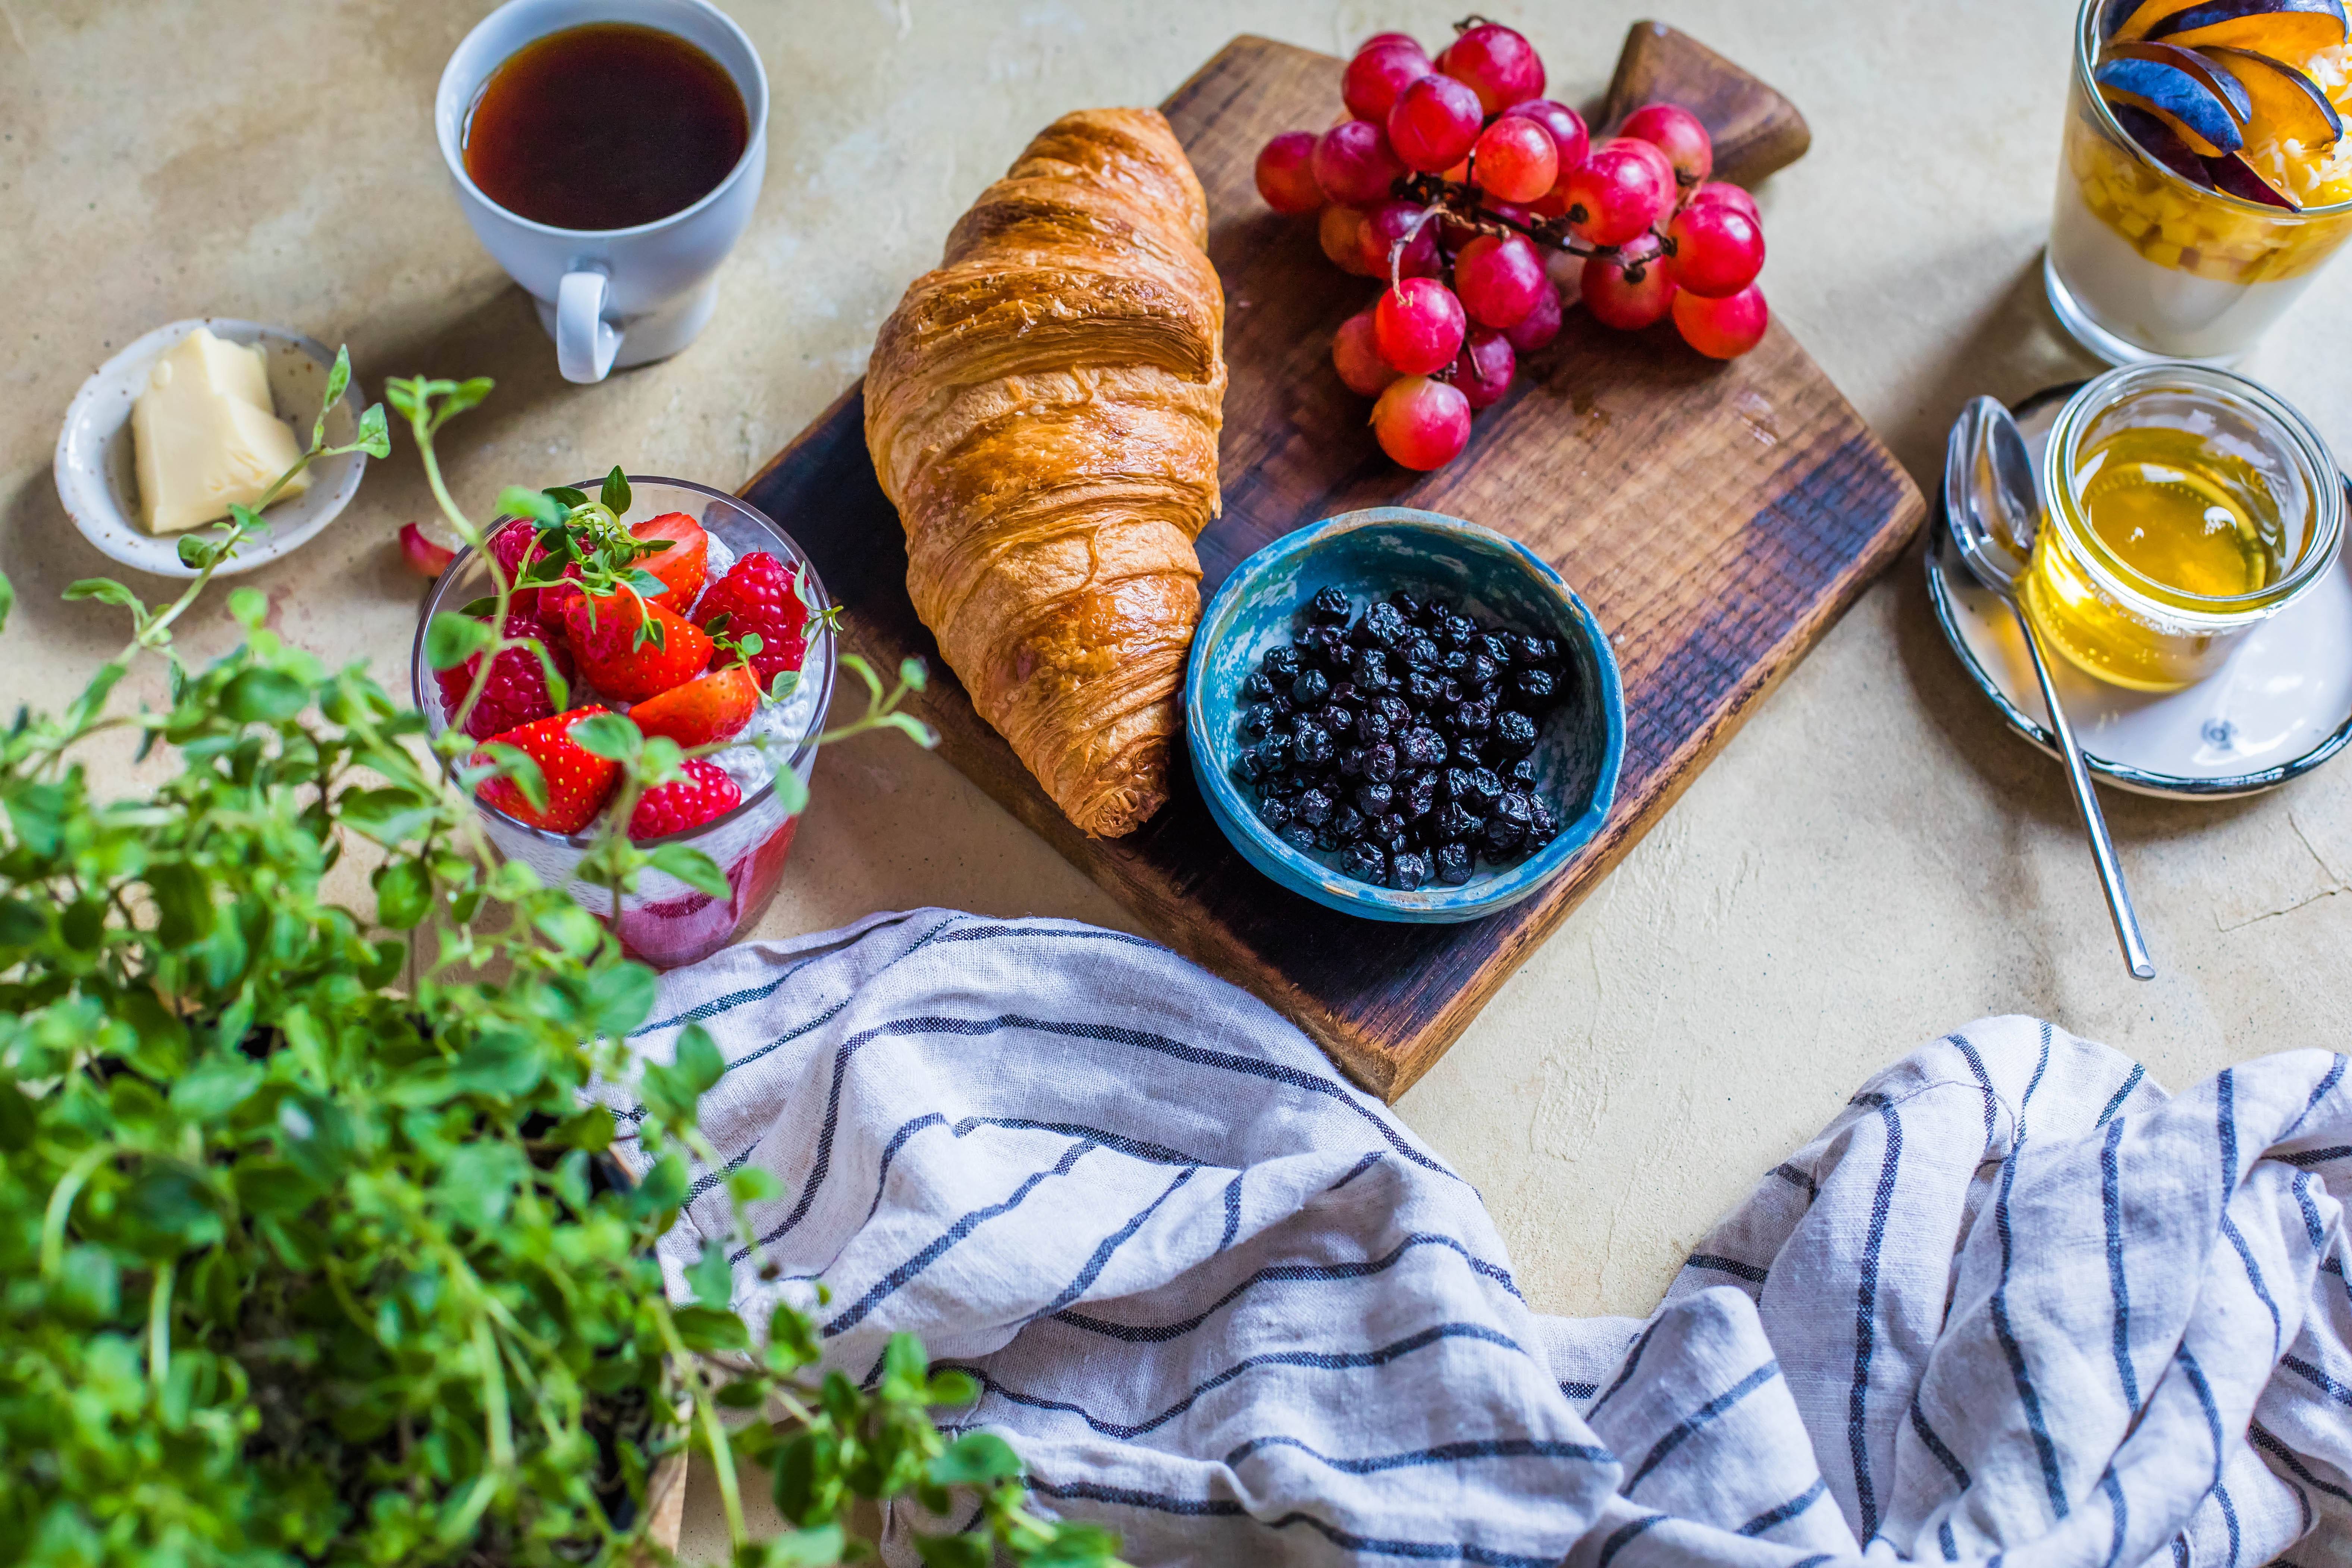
1944 395 2156 981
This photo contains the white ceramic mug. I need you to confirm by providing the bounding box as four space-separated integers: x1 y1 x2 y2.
435 0 769 383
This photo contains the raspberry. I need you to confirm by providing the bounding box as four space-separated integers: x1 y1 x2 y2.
487 520 580 620
628 757 743 841
434 613 575 741
694 552 809 684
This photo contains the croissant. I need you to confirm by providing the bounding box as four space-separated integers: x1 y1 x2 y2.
864 108 1226 838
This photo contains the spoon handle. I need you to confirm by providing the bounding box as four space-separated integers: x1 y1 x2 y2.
2010 601 2157 980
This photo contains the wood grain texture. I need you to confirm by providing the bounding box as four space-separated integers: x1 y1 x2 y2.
741 32 1923 1102
1601 21 1812 186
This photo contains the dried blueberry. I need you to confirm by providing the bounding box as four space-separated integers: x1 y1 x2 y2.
1355 780 1395 818
1388 589 1425 622
1263 646 1300 682
1434 841 1474 884
1506 756 1538 787
1253 736 1292 776
1327 678 1360 705
1526 794 1558 843
1293 722 1334 767
1342 841 1388 883
1242 671 1274 701
1492 710 1537 757
1440 648 1470 675
1477 631 1515 667
1358 601 1408 649
1512 666 1557 704
1466 652 1500 687
1390 850 1433 891
1330 804 1365 842
1397 726 1447 771
1400 634 1441 670
1310 585 1353 624
1405 670 1445 708
1445 699 1493 737
1451 738 1485 768
1439 613 1476 650
1350 646 1392 691
1401 772 1438 817
1232 753 1264 785
1242 703 1279 737
1483 790 1533 852
1363 742 1398 783
1278 819 1319 851
1338 744 1367 779
1355 706 1393 744
1368 812 1408 847
1258 793 1293 828
1436 801 1481 842
1290 667 1330 707
1374 694 1412 729
1294 787 1334 827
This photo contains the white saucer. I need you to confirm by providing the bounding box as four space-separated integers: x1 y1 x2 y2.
1925 383 2352 799
53 318 370 579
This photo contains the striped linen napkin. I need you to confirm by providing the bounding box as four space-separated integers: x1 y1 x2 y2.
603 909 2352 1567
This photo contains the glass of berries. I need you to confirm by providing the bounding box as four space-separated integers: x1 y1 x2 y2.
1256 19 1771 472
410 476 836 969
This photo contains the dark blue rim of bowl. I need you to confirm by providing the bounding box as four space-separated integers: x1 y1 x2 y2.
1925 382 2352 799
1185 507 1627 916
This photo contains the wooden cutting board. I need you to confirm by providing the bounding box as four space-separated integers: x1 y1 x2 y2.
741 29 1924 1101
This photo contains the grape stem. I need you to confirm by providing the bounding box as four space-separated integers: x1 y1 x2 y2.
1389 168 1702 282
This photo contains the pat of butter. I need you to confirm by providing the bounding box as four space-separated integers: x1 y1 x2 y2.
131 327 311 536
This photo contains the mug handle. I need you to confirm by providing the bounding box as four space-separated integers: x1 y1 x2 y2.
556 267 623 384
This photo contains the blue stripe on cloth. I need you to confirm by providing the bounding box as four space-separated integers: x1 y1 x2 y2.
2214 1071 2282 1357
1789 1556 1835 1568
934 923 1169 953
1560 1381 1598 1399
1053 1232 1522 1343
948 1115 1203 1167
1625 1361 1781 1493
2251 1420 2352 1507
1033 1166 1199 1320
2179 1348 2228 1493
2282 1352 2352 1407
1939 1521 1959 1561
2221 1210 2284 1357
2096 1062 2146 1130
2101 1471 2128 1568
2284 1055 2348 1139
1687 1253 1768 1284
1597 1514 1666 1568
1588 1321 1660 1420
2101 1118 2141 1412
823 1138 1094 1336
1219 1172 1244 1253
629 952 826 1037
2293 1172 2327 1251
1848 1097 1903 1538
1909 1392 1971 1490
1949 1032 2001 1147
2215 1480 2242 1568
1989 1029 2070 1519
2280 1145 2352 1167
1329 1151 1385 1191
1737 1478 1826 1536
1771 1163 1819 1200
966 1321 1528 1440
2171 1536 2189 1568
1222 1434 1615 1472
1024 1477 1563 1568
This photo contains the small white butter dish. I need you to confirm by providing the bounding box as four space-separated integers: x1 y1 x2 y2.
54 319 370 579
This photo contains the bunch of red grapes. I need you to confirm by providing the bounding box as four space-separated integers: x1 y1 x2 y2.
1255 19 1771 471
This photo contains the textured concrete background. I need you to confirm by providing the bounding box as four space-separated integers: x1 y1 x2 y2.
6 0 2351 1371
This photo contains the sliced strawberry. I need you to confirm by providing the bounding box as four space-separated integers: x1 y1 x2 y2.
693 552 810 686
628 757 743 841
631 512 709 611
470 706 619 835
628 663 760 749
399 523 456 577
562 589 714 702
434 612 577 741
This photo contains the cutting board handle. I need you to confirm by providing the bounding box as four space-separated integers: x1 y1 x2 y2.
1596 21 1811 189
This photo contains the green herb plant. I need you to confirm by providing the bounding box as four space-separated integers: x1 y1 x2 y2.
0 363 1121 1568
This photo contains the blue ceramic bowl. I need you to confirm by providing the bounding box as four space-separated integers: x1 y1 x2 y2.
1186 507 1625 923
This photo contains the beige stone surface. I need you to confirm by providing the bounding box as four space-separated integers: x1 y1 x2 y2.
7 3 2352 1537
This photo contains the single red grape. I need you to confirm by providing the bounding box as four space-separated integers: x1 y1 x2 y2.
1619 102 1715 185
1608 136 1679 201
1372 376 1473 470
1560 142 1675 247
1358 200 1442 281
1437 21 1545 115
1688 181 1761 227
1581 254 1678 330
1255 131 1324 214
1357 30 1423 53
1452 328 1517 409
1674 284 1769 358
1454 233 1546 329
1343 41 1433 122
1386 73 1483 173
1312 119 1405 207
1503 282 1565 352
1373 277 1468 375
1500 100 1591 184
1471 116 1558 204
1319 204 1373 275
1333 309 1400 396
1664 202 1764 297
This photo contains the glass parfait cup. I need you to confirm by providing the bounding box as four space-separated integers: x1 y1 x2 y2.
412 476 835 969
2046 0 2352 364
2022 364 2343 691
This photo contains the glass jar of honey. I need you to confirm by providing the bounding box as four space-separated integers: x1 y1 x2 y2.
2023 364 2343 692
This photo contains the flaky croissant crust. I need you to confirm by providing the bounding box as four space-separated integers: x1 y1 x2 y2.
865 108 1225 838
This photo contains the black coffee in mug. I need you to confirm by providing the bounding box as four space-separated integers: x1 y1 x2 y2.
462 22 749 232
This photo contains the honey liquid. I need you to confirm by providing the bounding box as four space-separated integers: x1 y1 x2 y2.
2022 425 2290 690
